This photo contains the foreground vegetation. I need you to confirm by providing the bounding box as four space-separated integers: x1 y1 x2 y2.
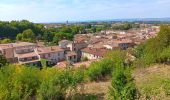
0 50 137 100
0 65 85 100
134 64 170 99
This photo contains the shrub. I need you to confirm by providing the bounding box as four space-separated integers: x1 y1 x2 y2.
0 55 8 68
109 67 137 100
81 57 89 62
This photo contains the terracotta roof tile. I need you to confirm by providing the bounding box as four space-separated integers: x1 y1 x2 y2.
37 46 64 54
16 52 38 58
82 47 110 57
66 51 77 57
0 44 13 49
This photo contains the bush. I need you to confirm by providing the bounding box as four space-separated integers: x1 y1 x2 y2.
0 65 84 100
109 67 137 100
81 57 89 62
37 69 78 99
0 55 8 67
0 38 12 44
86 50 125 81
11 66 40 99
157 46 170 63
86 61 103 81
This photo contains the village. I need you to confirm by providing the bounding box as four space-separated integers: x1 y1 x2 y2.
0 24 160 68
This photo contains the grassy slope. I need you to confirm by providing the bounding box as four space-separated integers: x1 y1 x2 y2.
133 64 170 100
74 64 170 100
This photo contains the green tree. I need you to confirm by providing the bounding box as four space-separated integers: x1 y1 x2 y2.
0 20 44 40
0 55 8 67
86 58 114 81
16 29 35 42
43 32 54 43
37 69 78 100
16 33 23 41
11 67 40 99
0 38 12 44
109 67 137 100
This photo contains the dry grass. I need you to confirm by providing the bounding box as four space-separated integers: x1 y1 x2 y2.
75 81 111 100
70 64 170 100
133 64 170 100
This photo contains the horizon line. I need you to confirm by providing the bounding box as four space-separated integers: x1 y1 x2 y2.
1 17 170 23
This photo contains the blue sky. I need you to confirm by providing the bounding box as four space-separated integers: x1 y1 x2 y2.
0 0 170 22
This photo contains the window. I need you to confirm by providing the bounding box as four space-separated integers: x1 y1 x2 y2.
24 58 27 61
74 55 76 59
3 51 6 55
48 54 51 57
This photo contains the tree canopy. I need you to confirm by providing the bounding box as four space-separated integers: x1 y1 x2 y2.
16 29 36 42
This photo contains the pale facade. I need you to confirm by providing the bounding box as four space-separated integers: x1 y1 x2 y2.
82 52 101 60
37 46 65 65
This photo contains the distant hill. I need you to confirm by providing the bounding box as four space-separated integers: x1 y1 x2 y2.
43 18 170 24
111 18 170 22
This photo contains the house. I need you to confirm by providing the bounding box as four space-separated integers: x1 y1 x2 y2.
65 51 78 63
104 39 135 50
0 44 16 63
81 47 110 60
37 46 65 65
12 42 39 65
0 42 66 66
103 43 120 50
0 42 39 65
16 52 40 65
117 39 135 50
58 40 73 51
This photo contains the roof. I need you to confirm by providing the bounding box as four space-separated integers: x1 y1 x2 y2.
37 46 64 54
88 42 105 49
12 42 36 47
0 44 13 49
66 51 77 57
74 36 88 43
117 39 133 44
58 40 72 44
19 60 40 64
0 42 36 49
104 43 119 48
16 52 39 58
81 47 110 57
56 61 71 68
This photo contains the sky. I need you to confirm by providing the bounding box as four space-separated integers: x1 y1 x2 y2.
0 0 170 23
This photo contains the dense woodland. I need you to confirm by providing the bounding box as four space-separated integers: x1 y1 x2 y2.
0 20 170 99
